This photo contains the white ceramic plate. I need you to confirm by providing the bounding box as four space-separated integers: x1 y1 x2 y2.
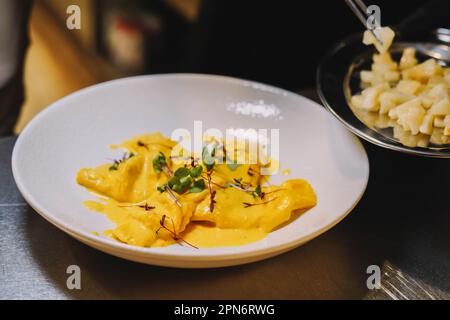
12 74 369 268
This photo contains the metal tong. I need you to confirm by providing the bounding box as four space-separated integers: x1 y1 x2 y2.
345 0 383 47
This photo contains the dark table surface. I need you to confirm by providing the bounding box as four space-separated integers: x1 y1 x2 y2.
1 92 449 299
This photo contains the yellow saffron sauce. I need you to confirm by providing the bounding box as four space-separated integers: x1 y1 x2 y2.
77 133 317 248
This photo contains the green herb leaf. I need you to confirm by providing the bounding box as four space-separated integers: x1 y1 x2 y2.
253 184 265 199
202 144 217 171
190 165 203 178
174 167 191 178
169 172 192 194
179 175 192 185
157 185 167 193
152 152 167 173
171 184 188 194
189 179 206 193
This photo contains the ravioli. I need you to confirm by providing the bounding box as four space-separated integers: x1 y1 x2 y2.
77 133 317 248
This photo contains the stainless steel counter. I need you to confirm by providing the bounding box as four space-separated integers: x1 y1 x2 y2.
1 132 449 299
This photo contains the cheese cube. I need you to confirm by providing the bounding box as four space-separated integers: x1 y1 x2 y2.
399 48 418 70
391 99 425 134
363 27 395 53
429 98 450 116
361 83 389 111
402 59 442 83
419 114 434 135
396 80 422 95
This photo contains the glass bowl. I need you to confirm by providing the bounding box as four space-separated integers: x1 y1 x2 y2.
317 33 450 158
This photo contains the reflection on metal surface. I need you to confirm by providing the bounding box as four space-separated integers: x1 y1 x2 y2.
0 203 27 207
227 100 283 120
365 261 444 300
1 137 449 299
435 28 450 45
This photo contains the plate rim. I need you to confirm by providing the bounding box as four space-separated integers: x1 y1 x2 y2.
12 73 370 263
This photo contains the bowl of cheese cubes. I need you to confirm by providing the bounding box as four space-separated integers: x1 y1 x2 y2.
317 27 450 157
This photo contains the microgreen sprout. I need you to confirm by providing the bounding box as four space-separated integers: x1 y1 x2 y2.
243 197 278 208
157 214 198 249
109 152 135 171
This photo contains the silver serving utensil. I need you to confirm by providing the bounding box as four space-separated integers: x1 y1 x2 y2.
345 0 384 47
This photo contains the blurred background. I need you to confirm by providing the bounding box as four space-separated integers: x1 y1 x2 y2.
16 0 430 132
